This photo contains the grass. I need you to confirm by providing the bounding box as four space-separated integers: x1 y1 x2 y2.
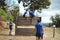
0 27 60 40
56 27 60 34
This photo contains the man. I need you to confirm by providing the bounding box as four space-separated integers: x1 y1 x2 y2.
34 20 44 40
9 19 13 35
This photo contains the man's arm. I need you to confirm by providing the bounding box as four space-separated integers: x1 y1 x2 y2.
42 27 44 34
42 24 44 33
42 28 44 32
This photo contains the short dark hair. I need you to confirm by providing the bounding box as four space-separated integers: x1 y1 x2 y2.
37 19 41 23
10 19 12 21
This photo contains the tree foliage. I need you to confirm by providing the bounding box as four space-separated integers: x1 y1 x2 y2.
0 0 6 10
18 0 51 11
18 0 51 22
0 0 19 22
0 8 13 21
50 14 60 27
10 6 19 22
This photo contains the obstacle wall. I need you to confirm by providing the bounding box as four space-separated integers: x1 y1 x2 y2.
15 17 39 35
16 17 39 26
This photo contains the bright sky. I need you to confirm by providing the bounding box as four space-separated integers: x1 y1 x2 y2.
5 0 60 23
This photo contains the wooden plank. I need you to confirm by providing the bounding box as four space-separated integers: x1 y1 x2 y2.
15 28 35 36
16 17 39 26
15 17 39 35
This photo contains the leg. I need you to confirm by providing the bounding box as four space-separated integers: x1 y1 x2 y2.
40 38 43 40
36 37 40 40
36 37 38 40
36 34 39 40
37 36 43 40
9 27 12 35
9 26 12 35
36 33 40 40
40 33 43 40
9 30 12 35
39 38 43 40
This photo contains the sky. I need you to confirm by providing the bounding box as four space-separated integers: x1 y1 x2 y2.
5 0 60 23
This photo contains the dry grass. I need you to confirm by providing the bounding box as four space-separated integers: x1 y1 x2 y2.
0 26 60 40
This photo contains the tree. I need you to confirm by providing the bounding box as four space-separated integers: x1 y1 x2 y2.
18 0 51 21
10 6 19 22
50 14 60 27
18 0 51 11
0 8 13 21
0 0 6 10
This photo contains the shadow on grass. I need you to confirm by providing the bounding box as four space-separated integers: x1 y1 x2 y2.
0 34 15 36
0 28 36 36
0 34 9 36
56 28 60 34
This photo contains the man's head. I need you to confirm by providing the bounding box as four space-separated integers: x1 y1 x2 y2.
10 19 12 21
37 19 41 23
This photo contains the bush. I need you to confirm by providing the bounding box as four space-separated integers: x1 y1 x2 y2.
0 8 13 21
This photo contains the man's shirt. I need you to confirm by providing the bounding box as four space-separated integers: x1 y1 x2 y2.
9 21 13 26
35 23 43 34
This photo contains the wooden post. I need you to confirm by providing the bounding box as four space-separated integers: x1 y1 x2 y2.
53 25 56 38
15 17 17 35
